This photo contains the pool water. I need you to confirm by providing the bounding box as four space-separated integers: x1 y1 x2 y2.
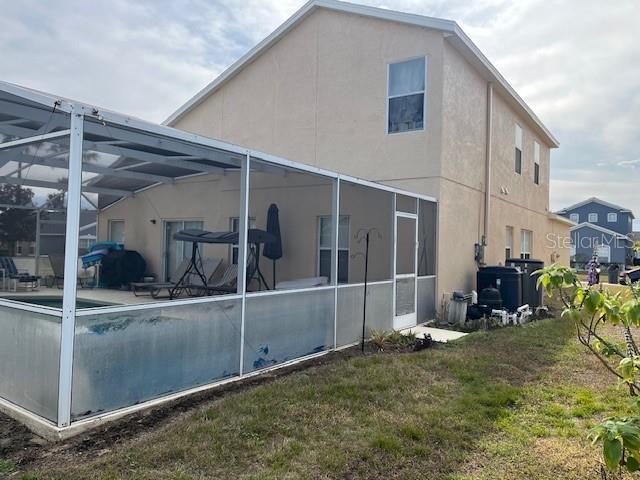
4 297 112 309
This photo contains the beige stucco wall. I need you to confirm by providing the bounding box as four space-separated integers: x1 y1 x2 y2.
437 39 568 306
99 7 565 311
173 8 444 188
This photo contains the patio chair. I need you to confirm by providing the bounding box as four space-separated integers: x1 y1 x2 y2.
47 253 65 288
135 257 222 299
47 253 94 289
169 257 223 298
131 258 190 298
205 254 259 294
0 257 40 292
205 263 239 294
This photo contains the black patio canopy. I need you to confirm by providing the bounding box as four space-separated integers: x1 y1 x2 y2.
173 228 276 295
174 228 276 245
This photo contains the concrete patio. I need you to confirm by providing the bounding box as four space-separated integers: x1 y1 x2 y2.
401 325 468 343
0 286 157 306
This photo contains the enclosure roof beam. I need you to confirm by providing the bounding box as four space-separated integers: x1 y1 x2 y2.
9 151 175 184
0 130 70 152
82 140 226 174
0 175 133 197
0 99 67 126
82 121 242 169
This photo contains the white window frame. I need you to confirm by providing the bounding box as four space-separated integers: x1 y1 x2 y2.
515 124 523 175
588 213 598 223
107 219 125 243
505 226 514 261
569 213 579 223
533 141 540 185
520 229 532 259
386 56 427 135
162 218 204 281
317 215 349 283
607 212 618 223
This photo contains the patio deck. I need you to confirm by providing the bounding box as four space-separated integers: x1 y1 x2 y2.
0 286 158 305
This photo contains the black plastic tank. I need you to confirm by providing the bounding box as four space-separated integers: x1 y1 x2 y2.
506 259 544 308
477 266 522 312
478 287 502 310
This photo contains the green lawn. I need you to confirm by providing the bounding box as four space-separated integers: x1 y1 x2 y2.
10 318 632 479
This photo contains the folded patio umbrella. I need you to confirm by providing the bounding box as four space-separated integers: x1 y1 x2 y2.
262 204 282 289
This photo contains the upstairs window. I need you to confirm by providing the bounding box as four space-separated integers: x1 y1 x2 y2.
533 141 540 185
387 57 426 134
569 213 579 223
588 213 598 223
608 212 618 223
515 124 523 174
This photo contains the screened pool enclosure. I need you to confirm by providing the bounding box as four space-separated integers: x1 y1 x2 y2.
0 81 437 436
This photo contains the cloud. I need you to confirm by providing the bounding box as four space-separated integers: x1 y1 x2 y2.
617 159 640 169
0 0 638 218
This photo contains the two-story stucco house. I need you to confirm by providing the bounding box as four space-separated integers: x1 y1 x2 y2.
557 197 635 268
98 0 571 308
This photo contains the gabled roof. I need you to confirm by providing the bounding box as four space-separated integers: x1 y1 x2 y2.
164 0 559 148
557 197 634 217
570 222 633 242
548 212 576 227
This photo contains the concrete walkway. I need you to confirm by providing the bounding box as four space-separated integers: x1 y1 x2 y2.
400 325 468 343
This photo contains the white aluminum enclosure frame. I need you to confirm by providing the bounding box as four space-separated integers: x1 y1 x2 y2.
393 210 419 329
57 105 84 427
0 81 438 437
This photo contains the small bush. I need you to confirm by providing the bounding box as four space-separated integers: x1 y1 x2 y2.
370 329 390 351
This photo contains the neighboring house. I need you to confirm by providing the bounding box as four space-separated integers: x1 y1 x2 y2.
557 197 635 267
97 0 570 302
13 210 97 257
39 210 98 256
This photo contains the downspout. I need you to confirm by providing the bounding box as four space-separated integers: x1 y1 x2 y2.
482 82 493 262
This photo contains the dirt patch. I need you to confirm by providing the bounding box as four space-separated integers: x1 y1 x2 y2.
0 411 44 465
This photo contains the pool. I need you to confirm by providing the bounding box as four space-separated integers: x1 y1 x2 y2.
2 296 113 309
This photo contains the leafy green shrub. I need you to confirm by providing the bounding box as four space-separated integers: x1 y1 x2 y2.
537 264 640 474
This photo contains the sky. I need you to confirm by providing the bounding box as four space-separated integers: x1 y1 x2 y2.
0 0 638 224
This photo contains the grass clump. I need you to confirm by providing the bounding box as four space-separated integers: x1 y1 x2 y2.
370 434 402 452
0 459 16 474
